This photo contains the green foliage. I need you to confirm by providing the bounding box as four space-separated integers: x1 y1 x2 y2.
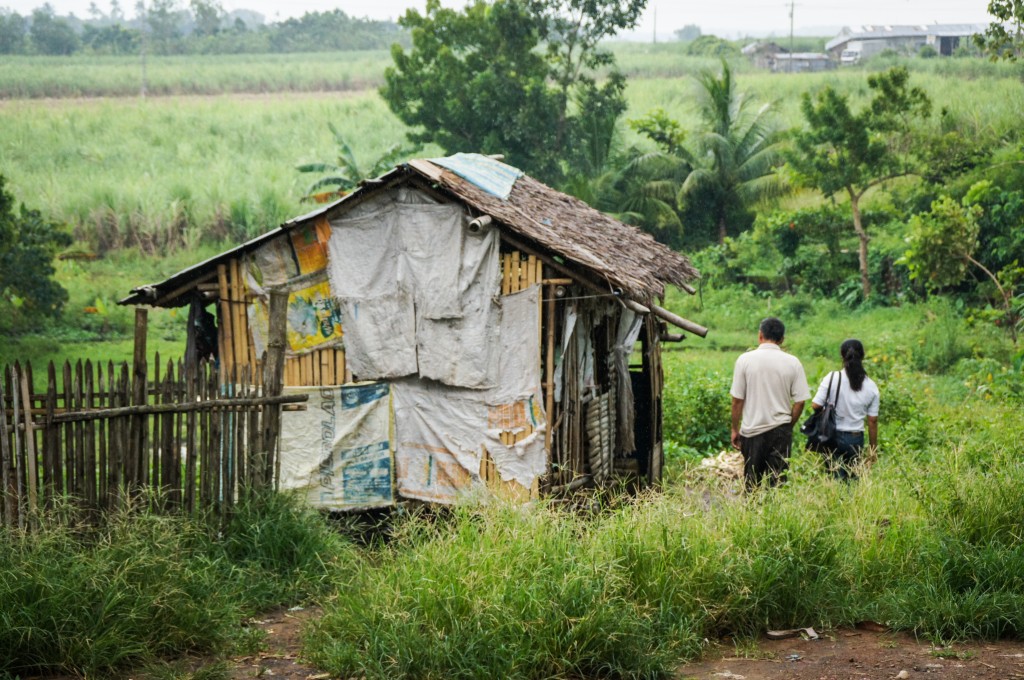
685 34 739 58
662 367 732 453
788 67 931 298
681 60 787 244
296 123 416 198
903 195 983 291
29 5 79 55
382 0 640 184
0 174 72 333
0 493 352 676
974 0 1024 61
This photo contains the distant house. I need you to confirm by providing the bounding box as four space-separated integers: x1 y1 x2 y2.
742 41 833 73
827 24 987 63
769 52 833 73
742 41 787 70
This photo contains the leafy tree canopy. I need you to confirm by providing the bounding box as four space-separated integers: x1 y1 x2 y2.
0 175 72 332
788 66 931 299
974 0 1024 61
381 0 643 184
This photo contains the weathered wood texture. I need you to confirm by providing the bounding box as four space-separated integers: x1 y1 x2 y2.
0 357 306 529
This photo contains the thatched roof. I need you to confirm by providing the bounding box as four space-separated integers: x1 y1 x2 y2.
122 157 699 307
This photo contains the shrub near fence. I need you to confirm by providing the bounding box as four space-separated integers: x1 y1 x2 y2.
0 303 304 529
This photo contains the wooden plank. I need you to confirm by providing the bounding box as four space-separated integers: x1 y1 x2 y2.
320 351 331 387
44 362 58 502
0 367 14 526
11 363 25 529
217 264 234 384
19 366 38 522
84 361 96 507
501 253 511 295
312 350 321 386
73 361 85 498
262 290 287 490
527 254 537 287
545 276 556 458
61 361 73 496
335 350 345 385
230 258 245 375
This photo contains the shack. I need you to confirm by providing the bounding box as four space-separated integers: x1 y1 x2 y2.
122 154 704 510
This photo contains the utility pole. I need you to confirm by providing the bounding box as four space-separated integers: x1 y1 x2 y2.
652 3 657 44
137 0 148 97
788 0 795 73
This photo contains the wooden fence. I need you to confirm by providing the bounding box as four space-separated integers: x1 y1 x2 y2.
0 292 301 529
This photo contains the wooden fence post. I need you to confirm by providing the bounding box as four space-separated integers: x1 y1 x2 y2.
130 308 148 492
260 290 287 491
0 368 14 527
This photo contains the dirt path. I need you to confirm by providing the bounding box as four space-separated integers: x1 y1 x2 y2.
227 612 1024 680
676 625 1024 680
225 606 325 680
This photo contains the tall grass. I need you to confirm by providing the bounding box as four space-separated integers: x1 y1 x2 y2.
1 92 416 251
306 425 1024 678
0 492 353 676
0 51 391 99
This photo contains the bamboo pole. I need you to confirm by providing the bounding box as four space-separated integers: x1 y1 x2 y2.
18 367 38 523
217 264 235 383
261 290 287 490
544 273 556 457
0 369 14 526
84 361 96 507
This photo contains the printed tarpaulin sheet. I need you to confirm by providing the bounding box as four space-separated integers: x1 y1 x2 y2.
278 383 393 510
430 153 524 200
249 273 344 356
390 286 547 503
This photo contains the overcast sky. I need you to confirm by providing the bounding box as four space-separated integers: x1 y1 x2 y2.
5 0 993 38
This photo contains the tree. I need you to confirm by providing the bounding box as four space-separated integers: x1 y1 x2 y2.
680 61 786 244
0 175 72 332
674 24 700 42
30 5 80 55
902 194 1018 342
0 10 27 54
788 67 931 299
381 0 643 184
190 0 223 37
974 0 1024 61
295 124 416 200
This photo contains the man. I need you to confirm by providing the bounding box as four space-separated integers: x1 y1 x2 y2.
730 317 810 489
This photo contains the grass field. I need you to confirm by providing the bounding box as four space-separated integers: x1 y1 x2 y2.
2 51 1022 256
7 283 1021 678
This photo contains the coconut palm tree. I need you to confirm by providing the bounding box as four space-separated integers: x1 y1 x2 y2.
296 123 415 201
680 61 787 243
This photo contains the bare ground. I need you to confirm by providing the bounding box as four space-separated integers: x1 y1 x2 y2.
222 610 1024 680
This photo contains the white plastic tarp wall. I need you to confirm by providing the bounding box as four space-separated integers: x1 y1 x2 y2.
278 383 393 509
326 202 501 388
392 286 547 503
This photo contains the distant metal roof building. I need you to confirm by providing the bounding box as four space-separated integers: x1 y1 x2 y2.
827 24 988 52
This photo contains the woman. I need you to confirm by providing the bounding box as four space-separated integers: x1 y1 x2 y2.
811 339 879 480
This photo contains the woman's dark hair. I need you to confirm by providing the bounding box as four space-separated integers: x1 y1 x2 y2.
841 338 867 391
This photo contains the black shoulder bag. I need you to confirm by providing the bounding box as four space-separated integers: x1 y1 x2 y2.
801 371 841 452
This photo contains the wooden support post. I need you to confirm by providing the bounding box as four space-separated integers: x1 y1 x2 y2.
217 264 234 385
262 290 287 491
18 367 38 523
0 369 14 526
130 308 148 490
544 271 556 457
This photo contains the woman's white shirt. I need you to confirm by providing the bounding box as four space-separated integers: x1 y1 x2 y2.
812 369 879 432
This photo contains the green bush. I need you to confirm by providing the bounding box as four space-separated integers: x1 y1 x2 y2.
662 368 732 454
0 493 350 677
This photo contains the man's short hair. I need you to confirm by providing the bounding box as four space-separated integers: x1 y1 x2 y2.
759 317 785 343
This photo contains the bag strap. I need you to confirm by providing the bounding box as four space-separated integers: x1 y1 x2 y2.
827 371 842 406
